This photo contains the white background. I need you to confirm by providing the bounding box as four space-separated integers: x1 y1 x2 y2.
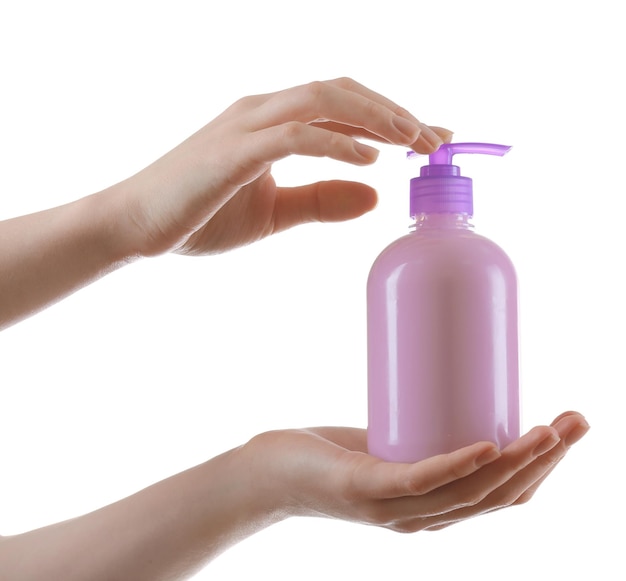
1 1 623 579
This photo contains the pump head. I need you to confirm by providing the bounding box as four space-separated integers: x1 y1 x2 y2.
408 143 511 216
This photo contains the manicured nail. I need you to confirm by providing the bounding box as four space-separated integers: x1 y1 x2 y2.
475 446 501 467
439 128 454 143
532 432 560 457
392 115 422 142
563 420 590 447
354 141 380 162
418 123 444 150
550 410 581 426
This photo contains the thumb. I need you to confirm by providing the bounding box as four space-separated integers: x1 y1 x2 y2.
272 180 378 234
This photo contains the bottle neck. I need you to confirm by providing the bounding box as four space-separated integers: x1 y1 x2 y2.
410 212 474 232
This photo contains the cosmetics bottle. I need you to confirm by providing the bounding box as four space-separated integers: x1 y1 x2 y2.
367 143 520 462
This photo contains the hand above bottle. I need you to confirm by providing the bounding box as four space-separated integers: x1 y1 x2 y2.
113 77 452 257
0 77 451 329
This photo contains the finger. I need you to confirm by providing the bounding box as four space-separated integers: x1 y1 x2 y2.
379 427 561 533
271 180 378 234
323 78 452 152
250 80 423 147
421 414 590 530
347 440 501 501
550 411 590 447
420 436 571 532
309 121 453 155
504 450 567 506
246 122 380 167
430 126 455 144
511 412 590 504
432 425 560 509
238 77 419 128
376 425 559 526
410 426 575 533
325 77 423 124
550 410 587 431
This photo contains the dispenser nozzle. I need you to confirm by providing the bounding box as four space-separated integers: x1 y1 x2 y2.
428 143 512 165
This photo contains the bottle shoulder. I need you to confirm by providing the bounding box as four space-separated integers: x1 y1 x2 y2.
369 229 515 278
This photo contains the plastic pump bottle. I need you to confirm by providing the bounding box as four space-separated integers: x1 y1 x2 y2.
367 143 520 463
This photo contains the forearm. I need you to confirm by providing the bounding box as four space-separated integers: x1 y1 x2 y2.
0 188 136 330
0 447 279 581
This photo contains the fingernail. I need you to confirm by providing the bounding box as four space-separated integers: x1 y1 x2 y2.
392 115 422 142
475 446 501 467
532 432 560 457
354 141 380 162
439 128 454 143
550 410 581 426
563 420 590 447
418 123 444 151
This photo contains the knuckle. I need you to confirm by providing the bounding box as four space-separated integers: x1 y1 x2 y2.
313 129 347 158
447 456 475 481
540 446 566 468
280 121 305 143
394 104 413 118
302 80 326 104
403 471 437 497
326 129 345 149
288 81 327 119
332 76 357 90
230 94 259 111
364 98 383 118
404 478 429 497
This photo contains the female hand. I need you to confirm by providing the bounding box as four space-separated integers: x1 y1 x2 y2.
0 412 588 580
0 78 451 329
238 411 589 532
117 77 452 257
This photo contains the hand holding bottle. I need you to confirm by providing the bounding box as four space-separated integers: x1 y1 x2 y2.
240 411 588 532
0 412 589 580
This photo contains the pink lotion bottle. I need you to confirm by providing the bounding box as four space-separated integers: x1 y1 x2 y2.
367 143 520 463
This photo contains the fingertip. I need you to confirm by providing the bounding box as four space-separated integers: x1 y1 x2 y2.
474 444 502 468
361 183 379 213
563 420 590 447
410 125 454 154
353 141 380 164
531 428 561 457
502 424 557 456
550 410 586 426
550 412 590 447
317 180 378 222
432 126 454 144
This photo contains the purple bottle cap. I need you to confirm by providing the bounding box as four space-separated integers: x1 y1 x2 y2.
409 143 511 216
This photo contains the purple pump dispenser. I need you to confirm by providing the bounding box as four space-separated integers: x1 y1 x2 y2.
409 143 511 216
367 143 520 463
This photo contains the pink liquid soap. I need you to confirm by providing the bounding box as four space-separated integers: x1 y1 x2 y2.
367 143 520 463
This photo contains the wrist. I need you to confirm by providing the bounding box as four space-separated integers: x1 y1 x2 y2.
88 182 147 263
237 430 319 521
230 436 294 524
